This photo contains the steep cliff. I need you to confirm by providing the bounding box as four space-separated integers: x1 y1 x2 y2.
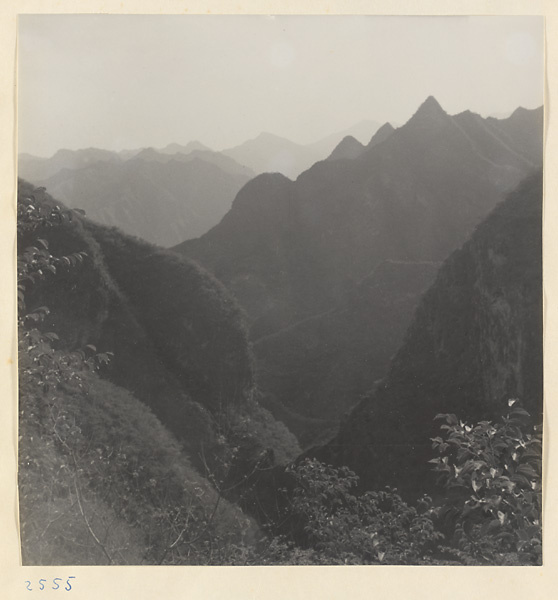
317 172 543 498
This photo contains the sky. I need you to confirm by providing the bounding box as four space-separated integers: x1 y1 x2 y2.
17 15 544 157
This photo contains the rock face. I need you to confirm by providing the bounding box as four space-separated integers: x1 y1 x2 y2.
317 172 543 498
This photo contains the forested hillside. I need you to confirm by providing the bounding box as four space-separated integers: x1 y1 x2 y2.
17 180 299 564
316 172 543 498
17 140 543 568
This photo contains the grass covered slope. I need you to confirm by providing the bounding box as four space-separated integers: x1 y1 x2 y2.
19 373 257 565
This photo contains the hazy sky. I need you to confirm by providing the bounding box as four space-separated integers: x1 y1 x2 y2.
18 15 544 157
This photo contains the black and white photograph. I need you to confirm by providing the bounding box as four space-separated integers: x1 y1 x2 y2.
15 13 544 568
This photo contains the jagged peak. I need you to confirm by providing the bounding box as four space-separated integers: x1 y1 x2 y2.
242 171 293 189
453 109 484 125
328 135 365 161
406 96 448 125
367 122 396 148
376 122 395 134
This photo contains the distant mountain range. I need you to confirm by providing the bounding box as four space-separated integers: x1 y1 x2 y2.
19 148 254 247
17 95 544 563
18 120 382 247
178 97 542 337
222 120 381 179
176 96 543 445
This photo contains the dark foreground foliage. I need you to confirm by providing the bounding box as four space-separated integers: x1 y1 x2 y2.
242 399 541 566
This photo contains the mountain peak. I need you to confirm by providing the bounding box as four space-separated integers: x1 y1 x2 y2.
328 135 365 161
407 96 448 125
254 132 290 143
508 105 543 122
366 122 395 148
160 141 211 155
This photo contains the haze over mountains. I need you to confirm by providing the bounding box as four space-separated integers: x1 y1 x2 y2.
176 97 543 445
18 95 543 565
19 95 542 449
18 120 381 247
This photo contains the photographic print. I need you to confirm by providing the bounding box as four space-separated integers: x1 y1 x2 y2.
16 14 544 567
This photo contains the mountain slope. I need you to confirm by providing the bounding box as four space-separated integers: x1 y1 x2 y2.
254 260 440 447
19 147 122 182
317 172 543 498
327 135 366 161
19 371 257 565
222 132 325 180
19 180 300 475
34 156 252 247
178 98 543 338
176 97 542 446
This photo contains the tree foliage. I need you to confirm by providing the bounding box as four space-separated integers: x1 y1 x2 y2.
430 400 542 565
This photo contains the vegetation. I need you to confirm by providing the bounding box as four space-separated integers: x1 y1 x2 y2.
17 181 542 566
430 401 542 565
18 188 257 565
18 179 299 489
246 400 542 566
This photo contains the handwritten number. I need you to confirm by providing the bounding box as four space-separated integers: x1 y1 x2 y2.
65 576 75 591
24 576 75 592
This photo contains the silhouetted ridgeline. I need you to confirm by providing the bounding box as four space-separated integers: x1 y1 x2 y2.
177 98 543 446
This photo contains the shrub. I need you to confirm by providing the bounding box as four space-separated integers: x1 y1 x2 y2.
430 400 542 565
280 458 442 564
